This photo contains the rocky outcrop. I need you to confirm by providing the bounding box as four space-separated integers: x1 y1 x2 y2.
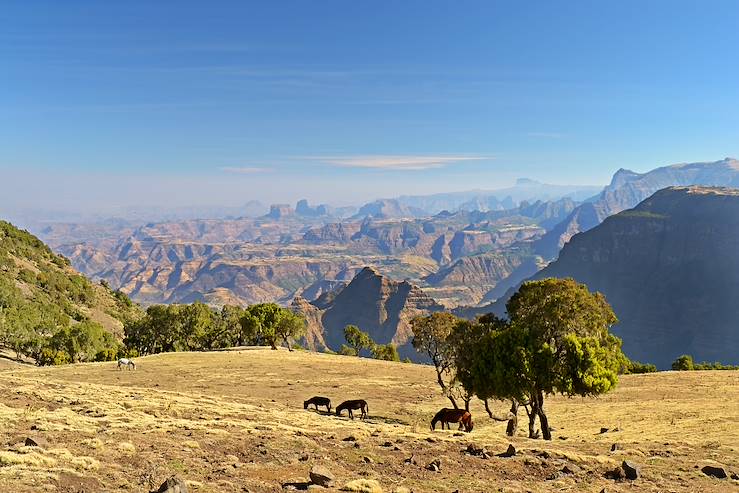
519 187 739 368
266 204 294 220
292 267 445 359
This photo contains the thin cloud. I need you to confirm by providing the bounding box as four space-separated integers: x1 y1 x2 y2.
220 166 271 174
306 155 490 171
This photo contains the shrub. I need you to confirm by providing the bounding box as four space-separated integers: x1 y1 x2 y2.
626 360 657 374
671 354 694 371
371 343 400 361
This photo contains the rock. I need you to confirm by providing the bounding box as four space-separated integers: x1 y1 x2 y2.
600 427 609 434
425 459 441 472
425 437 437 443
363 456 373 464
309 465 335 487
382 441 393 447
299 454 310 462
464 444 489 459
24 436 48 448
343 436 357 442
611 443 620 452
341 479 383 493
621 461 640 480
561 464 581 475
498 444 516 458
453 432 464 437
730 472 739 480
604 467 624 481
354 443 361 449
403 455 416 466
701 465 727 479
151 476 188 493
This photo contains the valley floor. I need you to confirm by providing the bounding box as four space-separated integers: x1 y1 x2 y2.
0 349 737 492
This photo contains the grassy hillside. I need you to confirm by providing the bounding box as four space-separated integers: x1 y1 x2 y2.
0 349 736 492
0 220 141 363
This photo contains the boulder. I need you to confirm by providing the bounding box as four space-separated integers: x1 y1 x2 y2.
310 465 335 487
498 444 516 458
24 436 48 448
621 461 640 480
701 465 727 479
425 459 441 472
151 476 188 493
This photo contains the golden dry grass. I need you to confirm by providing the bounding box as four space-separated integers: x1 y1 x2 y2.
0 349 737 492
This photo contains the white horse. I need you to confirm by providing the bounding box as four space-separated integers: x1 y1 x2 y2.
117 358 136 370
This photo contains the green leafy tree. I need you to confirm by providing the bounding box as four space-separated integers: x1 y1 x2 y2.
274 309 306 351
371 343 400 361
672 354 694 371
460 278 626 440
410 312 463 408
178 301 214 350
343 325 374 356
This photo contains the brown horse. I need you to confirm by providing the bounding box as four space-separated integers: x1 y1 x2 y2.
431 408 473 432
335 399 368 420
304 396 332 413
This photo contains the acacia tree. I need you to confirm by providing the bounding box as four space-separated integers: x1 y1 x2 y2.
411 312 465 408
460 278 626 440
274 309 306 351
343 325 373 356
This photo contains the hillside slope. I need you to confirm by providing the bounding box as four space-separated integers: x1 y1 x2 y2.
519 187 739 368
0 350 736 492
0 220 140 348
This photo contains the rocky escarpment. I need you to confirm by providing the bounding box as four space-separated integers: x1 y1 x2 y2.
518 187 739 368
292 267 445 359
536 158 739 259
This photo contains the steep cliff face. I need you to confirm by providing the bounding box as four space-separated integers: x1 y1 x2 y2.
292 267 445 358
536 158 739 259
526 187 739 368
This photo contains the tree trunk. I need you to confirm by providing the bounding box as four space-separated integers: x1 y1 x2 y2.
447 395 458 409
464 396 471 412
505 400 519 437
537 391 551 440
283 336 293 351
525 403 537 438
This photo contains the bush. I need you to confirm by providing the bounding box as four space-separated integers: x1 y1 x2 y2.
338 344 357 356
671 354 694 371
626 360 657 374
36 348 70 366
371 343 400 361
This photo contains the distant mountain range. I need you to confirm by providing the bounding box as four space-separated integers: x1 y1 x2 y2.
494 186 739 368
536 158 739 259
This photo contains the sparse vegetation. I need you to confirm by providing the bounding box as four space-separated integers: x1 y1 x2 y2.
671 354 739 371
343 325 373 356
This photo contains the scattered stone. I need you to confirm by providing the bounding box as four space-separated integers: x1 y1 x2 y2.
498 444 516 458
425 437 437 443
621 461 640 480
701 465 727 479
24 436 47 448
611 443 621 452
403 455 416 466
309 465 335 487
425 459 441 472
453 432 464 437
299 454 310 462
363 456 374 464
343 436 357 442
382 441 393 447
354 443 361 449
561 464 581 475
604 467 624 481
151 476 188 493
463 444 489 459
558 436 568 440
600 427 609 434
392 446 402 451
730 472 739 480
340 479 383 493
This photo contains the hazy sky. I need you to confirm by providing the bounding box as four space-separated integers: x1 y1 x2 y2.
2 1 739 211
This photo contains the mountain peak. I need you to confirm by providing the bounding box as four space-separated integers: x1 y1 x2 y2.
515 178 541 186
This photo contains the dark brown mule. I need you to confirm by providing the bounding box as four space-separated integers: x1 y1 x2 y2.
304 396 332 413
431 408 474 432
335 399 368 420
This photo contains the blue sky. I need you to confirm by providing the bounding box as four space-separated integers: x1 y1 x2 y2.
2 1 739 210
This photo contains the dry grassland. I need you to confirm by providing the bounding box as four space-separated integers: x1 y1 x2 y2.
0 349 737 492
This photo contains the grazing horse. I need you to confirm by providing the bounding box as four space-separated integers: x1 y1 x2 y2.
335 399 368 420
304 396 332 413
117 358 136 370
431 408 473 432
